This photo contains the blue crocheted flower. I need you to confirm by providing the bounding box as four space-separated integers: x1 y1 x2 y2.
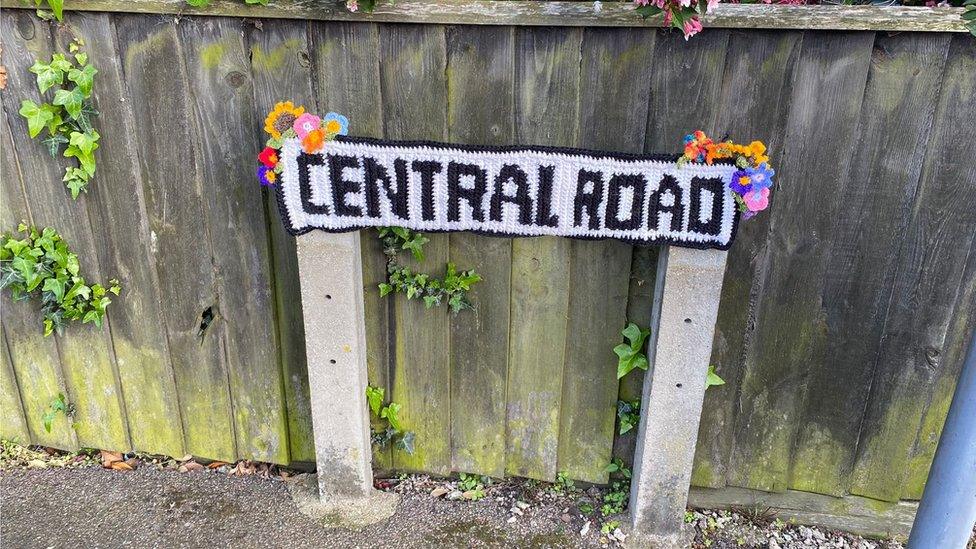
746 163 775 190
324 112 349 136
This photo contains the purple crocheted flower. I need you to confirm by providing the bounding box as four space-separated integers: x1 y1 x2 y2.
257 165 276 187
729 169 751 195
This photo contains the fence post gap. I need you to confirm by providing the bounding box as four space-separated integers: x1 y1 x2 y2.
626 246 729 548
291 230 398 526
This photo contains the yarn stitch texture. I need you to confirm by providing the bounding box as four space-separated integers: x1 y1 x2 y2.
274 136 742 251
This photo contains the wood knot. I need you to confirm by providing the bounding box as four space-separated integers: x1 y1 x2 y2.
225 71 246 89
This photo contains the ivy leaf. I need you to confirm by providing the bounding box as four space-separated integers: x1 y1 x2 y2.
378 282 393 297
395 431 416 455
42 134 69 157
67 64 97 96
380 402 402 432
365 385 384 417
74 52 88 66
185 0 210 6
19 100 54 138
29 60 64 93
42 276 66 302
69 130 99 155
706 364 726 388
45 0 64 20
53 87 85 119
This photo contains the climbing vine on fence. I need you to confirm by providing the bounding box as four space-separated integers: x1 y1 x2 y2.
366 385 416 454
19 40 100 199
1 224 120 337
377 227 482 314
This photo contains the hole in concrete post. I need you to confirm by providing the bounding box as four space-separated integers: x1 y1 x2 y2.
329 359 337 364
676 383 683 388
684 318 692 324
326 294 332 300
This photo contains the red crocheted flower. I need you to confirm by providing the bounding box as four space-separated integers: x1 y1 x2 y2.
258 147 279 168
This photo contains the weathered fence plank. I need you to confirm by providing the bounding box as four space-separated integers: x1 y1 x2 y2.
693 29 803 489
0 105 77 449
379 24 452 475
850 34 976 502
445 25 515 478
504 26 580 482
309 20 390 469
246 18 317 463
2 12 130 453
557 27 655 484
115 14 237 461
0 329 30 444
789 32 952 498
728 31 875 493
54 13 186 458
181 16 291 464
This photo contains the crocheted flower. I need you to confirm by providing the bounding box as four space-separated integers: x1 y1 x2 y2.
746 163 775 190
323 112 349 136
293 113 322 140
264 101 305 140
346 0 359 11
302 128 326 154
743 187 770 213
257 165 277 187
729 170 752 195
258 146 279 168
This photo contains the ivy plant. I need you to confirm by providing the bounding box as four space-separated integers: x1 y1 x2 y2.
33 0 64 20
42 392 74 433
19 41 99 199
614 322 650 379
616 398 640 435
1 224 120 337
377 227 482 314
706 364 726 388
365 385 415 454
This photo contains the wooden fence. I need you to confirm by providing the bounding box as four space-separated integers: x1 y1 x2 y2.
1 4 974 523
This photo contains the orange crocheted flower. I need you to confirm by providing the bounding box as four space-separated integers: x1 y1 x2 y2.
302 128 326 154
264 101 306 139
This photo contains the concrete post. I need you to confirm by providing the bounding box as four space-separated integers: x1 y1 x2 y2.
627 246 729 548
290 230 397 526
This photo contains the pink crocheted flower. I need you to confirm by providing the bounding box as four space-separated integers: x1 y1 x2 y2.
293 113 322 140
743 187 770 212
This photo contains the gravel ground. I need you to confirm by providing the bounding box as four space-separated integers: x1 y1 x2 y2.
0 445 920 549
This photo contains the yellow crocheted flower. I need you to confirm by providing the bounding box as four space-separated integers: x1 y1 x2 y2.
264 101 306 139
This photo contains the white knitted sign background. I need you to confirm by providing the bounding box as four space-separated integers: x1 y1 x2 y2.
276 137 741 250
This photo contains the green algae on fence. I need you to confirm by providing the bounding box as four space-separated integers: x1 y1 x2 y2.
247 18 318 464
58 12 187 459
850 34 976 502
381 24 452 475
309 20 391 470
504 26 580 482
2 11 130 453
445 25 515 479
183 17 291 464
692 29 802 490
115 15 237 462
788 32 952 498
555 27 654 485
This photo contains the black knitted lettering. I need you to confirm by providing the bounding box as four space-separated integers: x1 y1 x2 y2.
447 162 488 222
490 164 533 225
